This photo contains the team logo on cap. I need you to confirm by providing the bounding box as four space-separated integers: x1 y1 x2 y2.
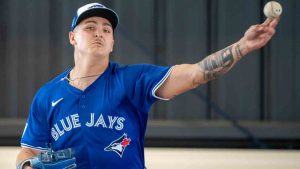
77 3 106 16
104 133 131 158
88 4 105 9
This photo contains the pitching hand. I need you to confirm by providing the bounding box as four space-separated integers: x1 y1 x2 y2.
239 17 280 54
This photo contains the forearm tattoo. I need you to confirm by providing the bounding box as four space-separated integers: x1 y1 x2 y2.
235 44 243 60
197 45 243 81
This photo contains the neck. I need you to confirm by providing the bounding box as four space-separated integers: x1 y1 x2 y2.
73 51 109 77
69 52 109 91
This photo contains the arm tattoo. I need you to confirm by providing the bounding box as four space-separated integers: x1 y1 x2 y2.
197 45 243 81
235 44 243 60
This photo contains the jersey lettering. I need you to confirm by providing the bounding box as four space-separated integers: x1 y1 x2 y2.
85 113 95 127
51 128 59 141
60 117 72 131
115 117 125 130
71 114 81 128
94 114 107 128
108 116 118 129
51 113 126 141
54 124 65 136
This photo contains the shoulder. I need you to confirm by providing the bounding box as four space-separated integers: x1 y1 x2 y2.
34 69 70 101
110 62 161 75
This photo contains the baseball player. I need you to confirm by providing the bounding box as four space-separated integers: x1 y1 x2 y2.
16 2 279 169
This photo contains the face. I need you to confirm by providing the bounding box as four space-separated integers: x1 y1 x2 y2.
69 16 114 58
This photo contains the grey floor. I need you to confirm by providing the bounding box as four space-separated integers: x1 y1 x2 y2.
4 147 300 169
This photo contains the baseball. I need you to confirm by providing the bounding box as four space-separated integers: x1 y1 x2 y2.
263 1 282 18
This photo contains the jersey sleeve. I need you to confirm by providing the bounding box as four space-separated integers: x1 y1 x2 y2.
123 64 174 113
21 90 50 151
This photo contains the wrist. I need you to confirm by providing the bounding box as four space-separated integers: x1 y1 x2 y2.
237 38 250 56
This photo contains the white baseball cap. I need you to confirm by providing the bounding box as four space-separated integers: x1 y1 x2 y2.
70 3 119 31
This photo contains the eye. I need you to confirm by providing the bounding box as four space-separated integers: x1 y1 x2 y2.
103 28 112 33
86 26 95 31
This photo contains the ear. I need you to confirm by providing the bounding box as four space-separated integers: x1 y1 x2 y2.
110 39 114 52
69 31 77 45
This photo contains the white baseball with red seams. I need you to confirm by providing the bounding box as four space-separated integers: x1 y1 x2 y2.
264 1 282 18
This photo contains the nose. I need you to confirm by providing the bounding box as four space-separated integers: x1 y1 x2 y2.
95 30 103 38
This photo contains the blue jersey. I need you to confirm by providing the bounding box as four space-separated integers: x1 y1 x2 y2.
21 62 173 169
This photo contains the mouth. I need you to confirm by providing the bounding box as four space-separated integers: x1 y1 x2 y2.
92 39 104 47
92 41 103 46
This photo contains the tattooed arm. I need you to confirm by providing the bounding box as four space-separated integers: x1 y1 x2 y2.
156 18 279 99
197 44 243 82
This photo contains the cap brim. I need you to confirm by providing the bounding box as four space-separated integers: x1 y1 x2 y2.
75 8 118 30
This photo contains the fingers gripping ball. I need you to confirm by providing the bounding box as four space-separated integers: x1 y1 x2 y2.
263 1 282 18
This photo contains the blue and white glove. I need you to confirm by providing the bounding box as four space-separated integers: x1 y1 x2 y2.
17 147 77 169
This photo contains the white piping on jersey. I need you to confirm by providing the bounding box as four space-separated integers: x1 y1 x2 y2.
152 66 175 101
60 68 73 82
61 76 68 81
21 143 48 151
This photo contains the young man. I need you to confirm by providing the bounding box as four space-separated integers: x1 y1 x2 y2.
16 2 279 169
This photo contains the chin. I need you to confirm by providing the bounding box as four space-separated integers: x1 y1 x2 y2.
87 47 102 53
90 50 109 58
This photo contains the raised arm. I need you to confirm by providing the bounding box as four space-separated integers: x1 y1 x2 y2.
156 18 279 99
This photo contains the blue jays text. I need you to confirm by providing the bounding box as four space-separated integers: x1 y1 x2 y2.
52 113 125 141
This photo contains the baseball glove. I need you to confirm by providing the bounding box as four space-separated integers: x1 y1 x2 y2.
18 147 77 169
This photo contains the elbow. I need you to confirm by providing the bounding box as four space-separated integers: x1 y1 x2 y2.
190 63 211 89
191 77 207 89
190 70 208 89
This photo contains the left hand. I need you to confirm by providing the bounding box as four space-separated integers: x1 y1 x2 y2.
30 147 77 169
239 17 280 54
30 157 77 169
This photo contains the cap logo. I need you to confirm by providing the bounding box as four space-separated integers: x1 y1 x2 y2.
88 4 105 9
77 3 106 16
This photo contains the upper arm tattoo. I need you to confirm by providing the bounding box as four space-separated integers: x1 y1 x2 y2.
197 45 243 81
